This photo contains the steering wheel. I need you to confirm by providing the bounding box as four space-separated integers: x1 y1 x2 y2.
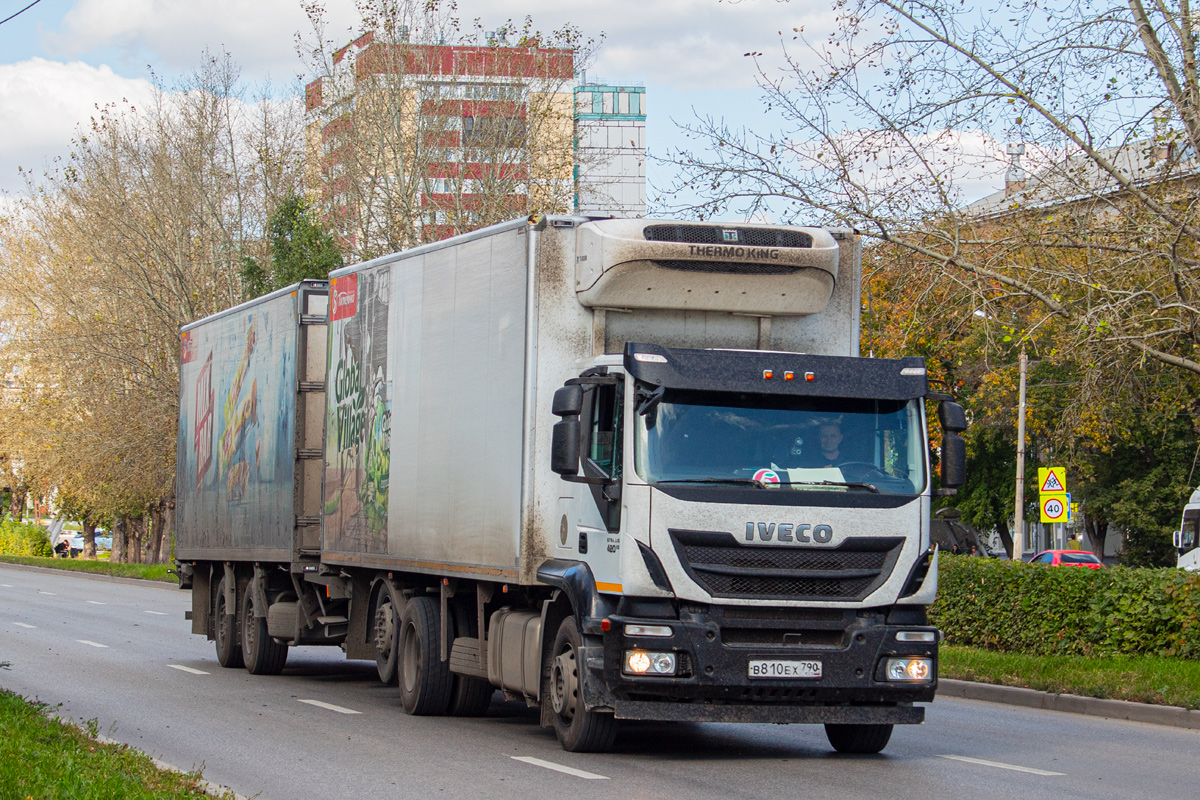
832 460 886 479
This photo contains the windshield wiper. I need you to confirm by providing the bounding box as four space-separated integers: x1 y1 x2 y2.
654 478 771 489
785 479 880 493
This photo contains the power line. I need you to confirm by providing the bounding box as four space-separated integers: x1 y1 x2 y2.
0 0 44 27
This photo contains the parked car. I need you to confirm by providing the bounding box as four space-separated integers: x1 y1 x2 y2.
1030 549 1104 569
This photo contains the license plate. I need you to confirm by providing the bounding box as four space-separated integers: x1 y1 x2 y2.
748 659 822 679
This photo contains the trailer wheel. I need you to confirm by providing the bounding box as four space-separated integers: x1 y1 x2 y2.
214 574 243 669
549 617 616 753
372 590 400 685
398 596 453 716
241 578 288 675
824 723 893 754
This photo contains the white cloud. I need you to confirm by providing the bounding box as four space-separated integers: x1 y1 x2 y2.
38 0 832 91
0 58 155 193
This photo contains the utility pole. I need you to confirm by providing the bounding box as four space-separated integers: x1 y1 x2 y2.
1013 348 1027 561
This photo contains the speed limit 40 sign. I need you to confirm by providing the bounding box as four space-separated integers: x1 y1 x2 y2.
1040 493 1069 523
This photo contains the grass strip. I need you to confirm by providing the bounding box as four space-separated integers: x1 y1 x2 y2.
0 688 231 799
940 645 1200 710
0 555 175 582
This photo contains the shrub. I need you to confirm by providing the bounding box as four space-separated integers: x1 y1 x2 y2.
0 519 53 557
930 555 1200 659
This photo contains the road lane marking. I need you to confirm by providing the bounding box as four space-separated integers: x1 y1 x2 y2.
510 756 610 780
38 591 57 595
939 755 1064 776
297 699 361 715
77 640 109 649
13 622 36 629
87 601 107 605
1 584 12 587
144 610 168 616
168 665 210 675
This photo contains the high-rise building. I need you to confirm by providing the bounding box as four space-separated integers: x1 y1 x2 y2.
574 81 647 217
304 33 648 252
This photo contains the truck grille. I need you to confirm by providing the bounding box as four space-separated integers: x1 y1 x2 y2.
669 530 904 602
644 224 813 249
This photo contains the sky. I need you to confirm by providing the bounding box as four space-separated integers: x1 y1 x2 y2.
0 0 1009 212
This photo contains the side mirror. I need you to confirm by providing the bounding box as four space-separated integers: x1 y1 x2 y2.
1174 530 1183 548
552 385 583 417
938 401 967 433
551 419 580 475
941 432 966 490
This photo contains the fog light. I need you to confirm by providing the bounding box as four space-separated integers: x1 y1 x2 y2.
886 657 933 682
625 624 673 638
623 650 677 676
896 630 937 643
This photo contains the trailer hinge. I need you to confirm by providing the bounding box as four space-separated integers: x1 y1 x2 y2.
299 381 325 392
298 448 323 460
300 314 326 326
295 515 321 527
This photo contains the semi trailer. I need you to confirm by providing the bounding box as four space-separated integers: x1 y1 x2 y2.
175 215 966 753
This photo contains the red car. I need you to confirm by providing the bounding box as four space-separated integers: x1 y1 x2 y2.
1030 549 1104 569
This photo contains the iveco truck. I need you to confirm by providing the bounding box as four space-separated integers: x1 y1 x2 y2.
175 215 965 753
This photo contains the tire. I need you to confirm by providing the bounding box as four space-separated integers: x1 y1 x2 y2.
214 574 243 669
398 596 453 716
373 590 400 685
548 616 616 753
447 603 492 717
241 577 288 675
824 723 894 754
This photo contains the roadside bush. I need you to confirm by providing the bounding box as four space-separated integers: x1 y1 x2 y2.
0 519 53 557
930 555 1200 659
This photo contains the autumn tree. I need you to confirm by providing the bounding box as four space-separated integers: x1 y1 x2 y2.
672 0 1200 554
0 52 303 561
241 193 344 298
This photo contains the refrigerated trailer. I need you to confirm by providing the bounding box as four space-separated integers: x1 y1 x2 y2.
176 215 966 753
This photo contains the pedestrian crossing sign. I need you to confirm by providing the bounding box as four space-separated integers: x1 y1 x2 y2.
1038 467 1067 494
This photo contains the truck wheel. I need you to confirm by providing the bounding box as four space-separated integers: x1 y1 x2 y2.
373 591 400 685
549 616 616 752
824 723 893 754
241 578 288 675
398 596 453 716
214 575 243 669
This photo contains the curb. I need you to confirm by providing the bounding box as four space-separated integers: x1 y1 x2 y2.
938 678 1200 731
0 561 181 591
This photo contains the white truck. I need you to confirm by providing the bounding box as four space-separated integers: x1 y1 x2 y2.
1173 486 1200 571
175 215 965 753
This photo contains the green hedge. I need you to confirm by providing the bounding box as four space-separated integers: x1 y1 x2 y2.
930 555 1200 659
0 519 53 557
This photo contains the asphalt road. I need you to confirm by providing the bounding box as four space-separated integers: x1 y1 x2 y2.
2 562 1197 799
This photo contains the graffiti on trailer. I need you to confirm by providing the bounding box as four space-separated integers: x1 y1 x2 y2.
218 318 260 500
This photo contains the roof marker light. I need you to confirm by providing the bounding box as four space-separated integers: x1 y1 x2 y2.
784 371 795 381
900 366 927 376
805 372 815 382
634 353 668 364
763 370 774 380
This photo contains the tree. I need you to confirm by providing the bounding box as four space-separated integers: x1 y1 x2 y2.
241 193 344 298
0 52 302 561
671 0 1200 552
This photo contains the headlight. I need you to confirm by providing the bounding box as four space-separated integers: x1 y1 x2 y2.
625 624 673 638
885 657 933 682
623 649 677 676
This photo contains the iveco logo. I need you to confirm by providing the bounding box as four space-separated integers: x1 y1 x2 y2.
722 229 740 242
745 522 833 544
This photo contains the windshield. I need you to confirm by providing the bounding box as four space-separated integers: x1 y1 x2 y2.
633 385 926 495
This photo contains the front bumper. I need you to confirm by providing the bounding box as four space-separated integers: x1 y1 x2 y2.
591 604 936 723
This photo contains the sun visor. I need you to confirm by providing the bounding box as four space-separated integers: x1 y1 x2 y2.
574 219 840 315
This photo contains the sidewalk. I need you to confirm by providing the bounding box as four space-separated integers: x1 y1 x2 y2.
939 678 1200 730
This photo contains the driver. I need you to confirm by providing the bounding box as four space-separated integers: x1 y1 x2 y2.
802 421 844 467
